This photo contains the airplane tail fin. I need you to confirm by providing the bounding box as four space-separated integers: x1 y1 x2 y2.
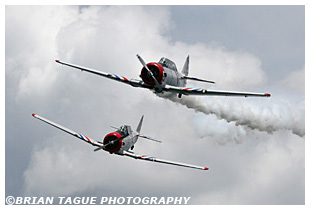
136 115 144 133
181 55 189 76
181 55 215 84
136 115 161 143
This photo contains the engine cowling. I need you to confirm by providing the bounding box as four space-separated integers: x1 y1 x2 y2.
140 62 164 86
103 132 123 153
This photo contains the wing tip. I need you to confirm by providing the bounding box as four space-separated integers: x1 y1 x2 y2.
55 59 60 63
264 93 271 97
204 167 209 170
32 113 36 117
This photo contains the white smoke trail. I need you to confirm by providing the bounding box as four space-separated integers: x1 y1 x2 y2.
158 93 305 137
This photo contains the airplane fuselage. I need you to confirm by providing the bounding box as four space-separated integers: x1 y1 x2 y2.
140 57 187 90
162 67 186 87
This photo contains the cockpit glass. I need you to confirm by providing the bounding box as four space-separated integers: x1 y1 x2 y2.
159 57 177 71
119 126 128 134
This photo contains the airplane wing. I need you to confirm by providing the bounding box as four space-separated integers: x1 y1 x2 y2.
32 113 102 147
55 60 153 90
123 150 208 171
164 85 271 97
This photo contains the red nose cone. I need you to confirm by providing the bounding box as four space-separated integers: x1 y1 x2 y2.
204 167 209 170
264 93 271 97
140 62 164 86
32 113 36 117
55 60 60 63
103 132 123 153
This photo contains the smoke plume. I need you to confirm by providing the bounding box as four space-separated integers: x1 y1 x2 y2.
158 93 305 137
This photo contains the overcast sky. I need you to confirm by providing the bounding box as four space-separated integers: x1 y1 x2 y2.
5 5 305 205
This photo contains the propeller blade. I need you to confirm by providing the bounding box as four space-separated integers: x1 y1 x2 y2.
103 133 129 147
94 147 103 152
136 54 162 89
94 133 129 152
136 54 149 70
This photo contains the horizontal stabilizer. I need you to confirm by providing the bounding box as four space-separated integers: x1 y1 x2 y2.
182 76 215 84
137 134 162 143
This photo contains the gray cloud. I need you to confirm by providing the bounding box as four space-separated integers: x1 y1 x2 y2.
5 5 304 204
170 6 305 82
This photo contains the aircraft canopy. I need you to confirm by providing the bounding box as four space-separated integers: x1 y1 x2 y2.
159 57 177 71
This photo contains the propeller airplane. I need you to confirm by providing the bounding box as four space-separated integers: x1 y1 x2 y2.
55 54 271 98
32 113 208 171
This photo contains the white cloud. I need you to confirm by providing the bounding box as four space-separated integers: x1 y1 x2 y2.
189 46 266 89
278 67 305 93
6 6 79 101
190 131 304 204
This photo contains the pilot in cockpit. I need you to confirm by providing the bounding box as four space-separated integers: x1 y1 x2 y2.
119 125 128 135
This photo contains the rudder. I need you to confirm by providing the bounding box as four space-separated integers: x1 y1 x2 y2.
182 55 189 76
136 115 144 133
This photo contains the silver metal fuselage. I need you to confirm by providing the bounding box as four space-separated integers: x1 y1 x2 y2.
162 67 186 87
111 125 137 155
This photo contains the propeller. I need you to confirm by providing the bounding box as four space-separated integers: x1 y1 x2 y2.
136 54 162 92
94 133 129 152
